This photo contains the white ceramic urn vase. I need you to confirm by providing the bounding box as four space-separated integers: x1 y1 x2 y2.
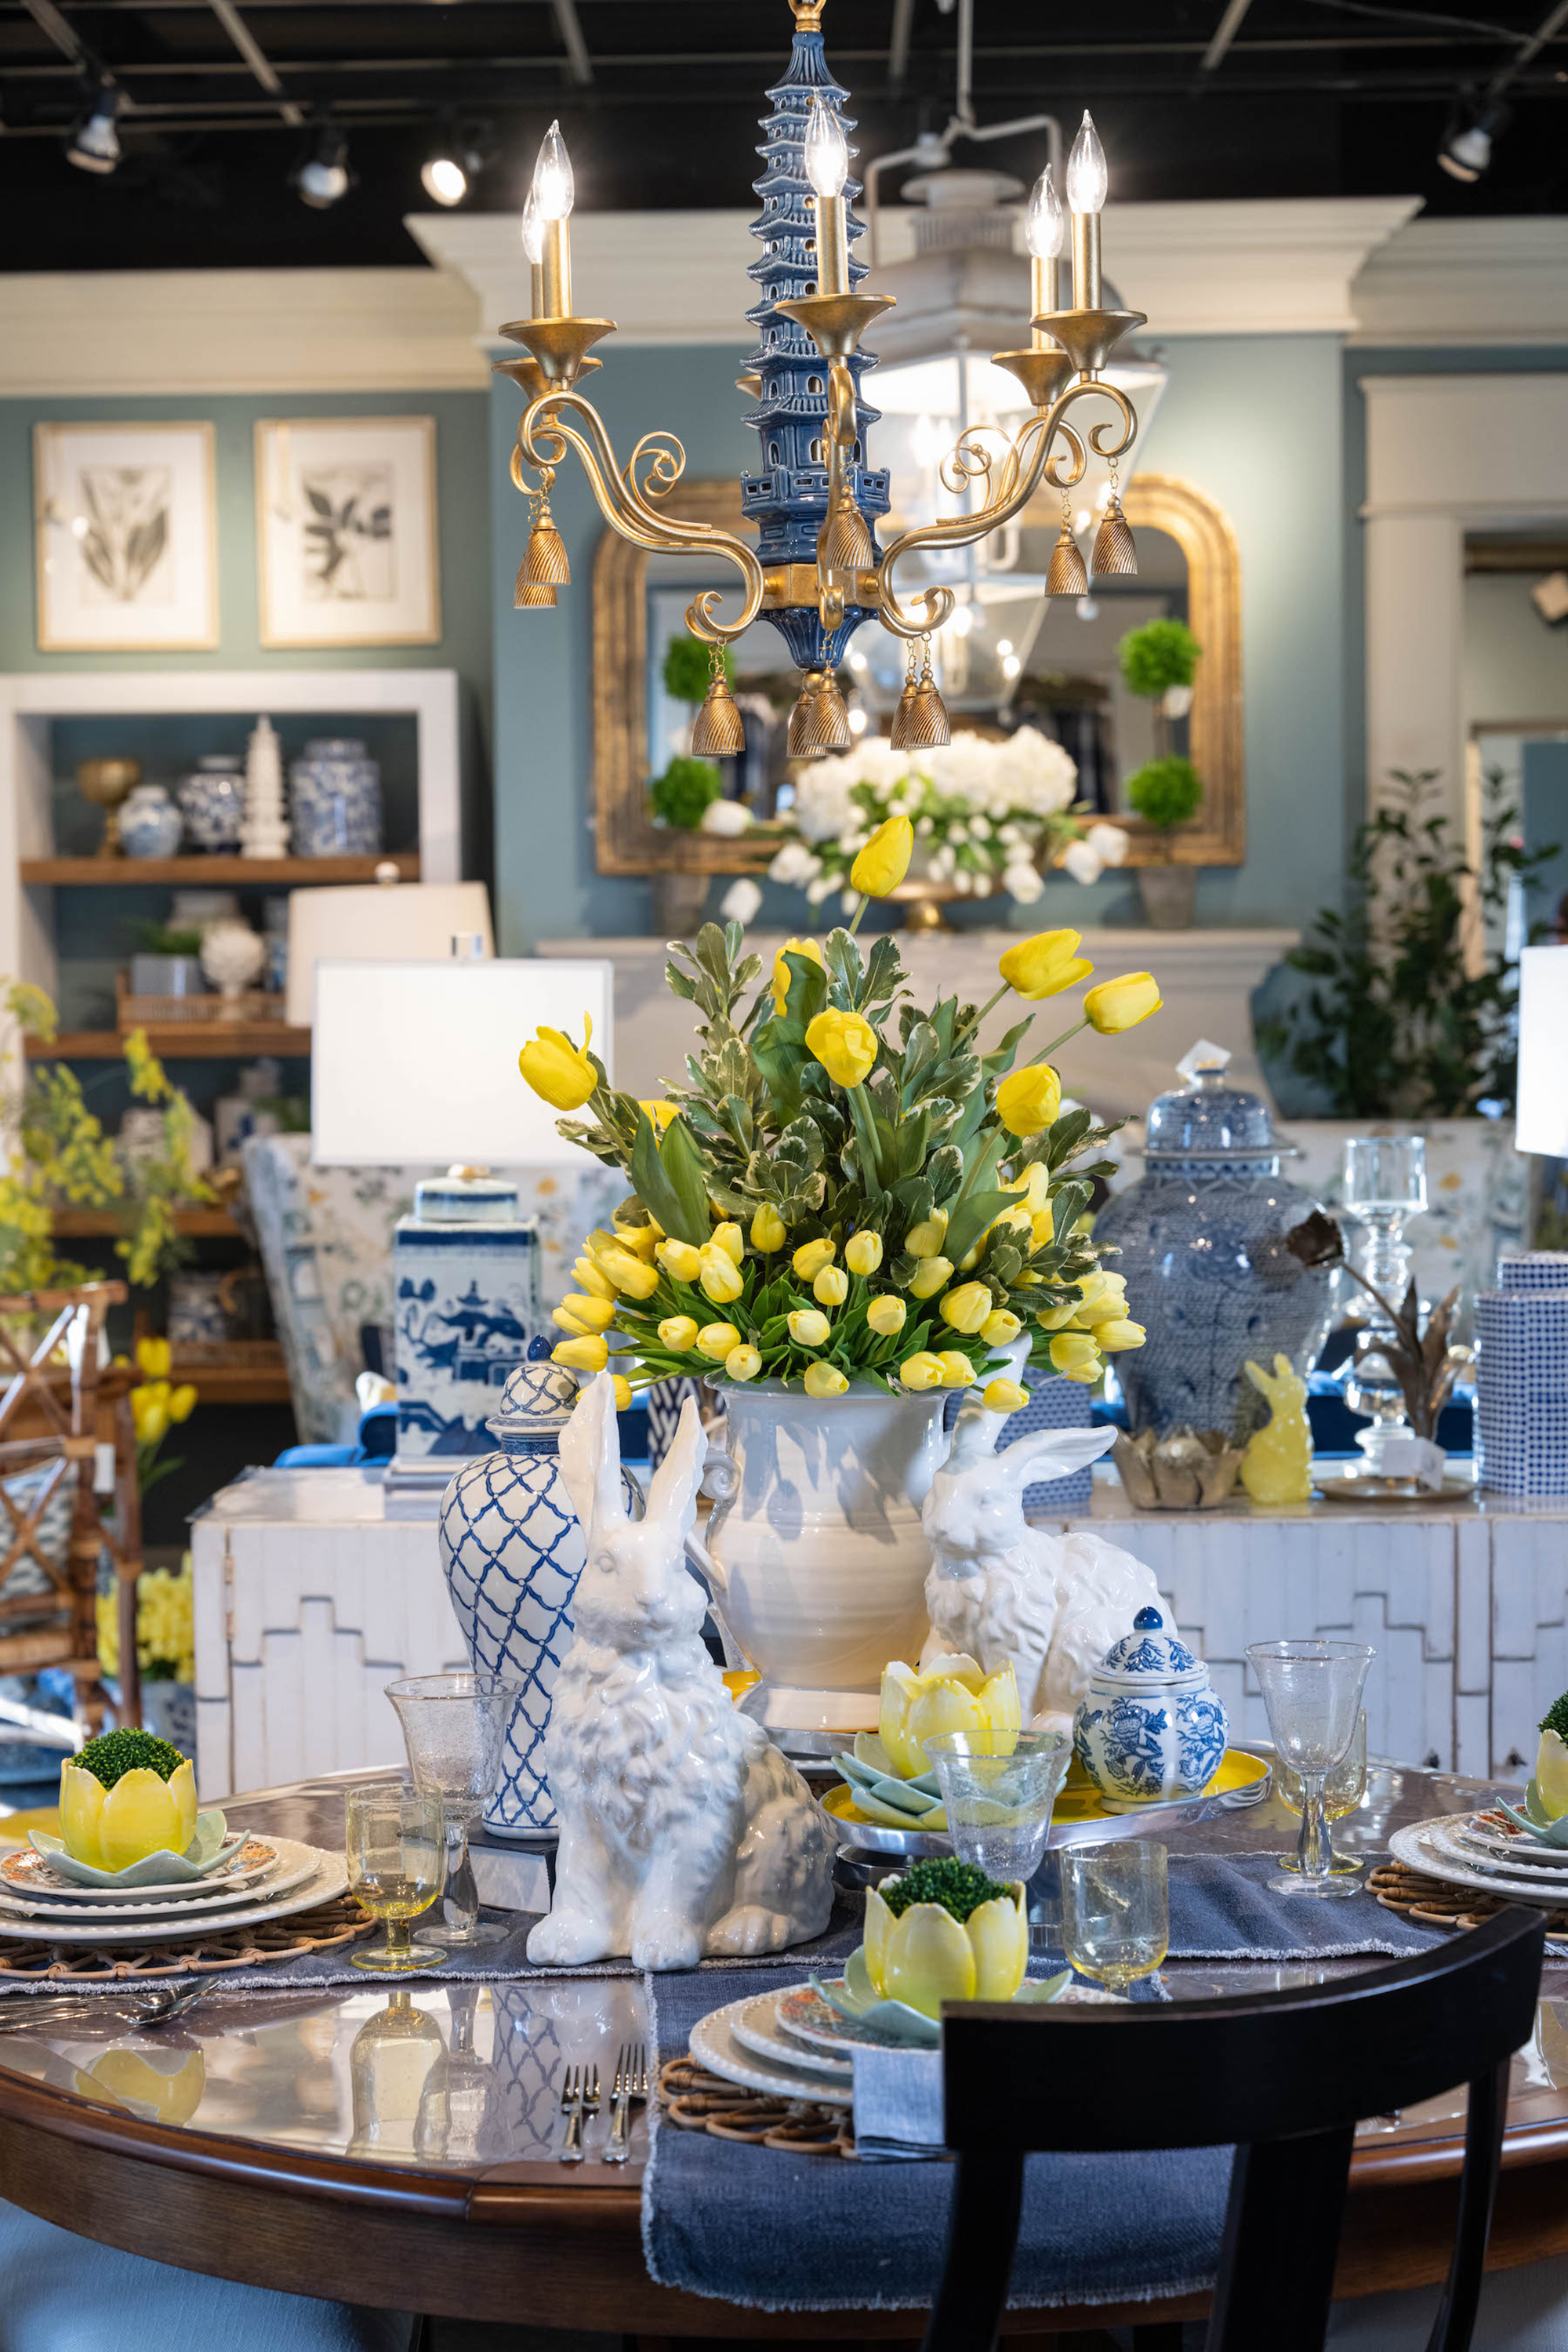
702 1380 949 1735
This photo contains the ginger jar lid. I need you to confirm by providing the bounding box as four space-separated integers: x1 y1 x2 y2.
1092 1606 1209 1690
485 1345 577 1443
1143 1042 1286 1169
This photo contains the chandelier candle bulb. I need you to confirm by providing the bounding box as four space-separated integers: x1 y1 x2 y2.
1065 112 1108 314
804 96 851 296
1025 169 1065 339
531 121 575 319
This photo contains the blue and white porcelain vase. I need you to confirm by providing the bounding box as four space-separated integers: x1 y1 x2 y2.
290 738 382 858
1094 1046 1334 1443
120 783 183 859
176 757 246 853
1073 1606 1229 1808
439 1351 639 1836
393 1175 543 1465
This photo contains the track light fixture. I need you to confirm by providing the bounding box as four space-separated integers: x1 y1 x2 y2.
292 113 353 209
420 118 486 207
1437 96 1509 182
65 79 121 176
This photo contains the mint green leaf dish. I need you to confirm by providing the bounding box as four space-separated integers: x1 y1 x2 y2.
28 1809 236 1888
1498 1787 1568 1848
809 1954 1073 2049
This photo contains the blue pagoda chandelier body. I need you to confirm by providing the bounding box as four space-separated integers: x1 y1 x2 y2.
499 0 1145 759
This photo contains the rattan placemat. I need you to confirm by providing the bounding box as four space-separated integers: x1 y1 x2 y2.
658 2053 855 2157
1370 1862 1568 1941
0 1895 373 1981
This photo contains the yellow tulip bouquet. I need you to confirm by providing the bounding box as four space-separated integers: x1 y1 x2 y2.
129 1337 198 1494
520 818 1160 1402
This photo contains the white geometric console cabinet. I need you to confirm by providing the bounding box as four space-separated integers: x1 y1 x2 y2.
191 1468 466 1802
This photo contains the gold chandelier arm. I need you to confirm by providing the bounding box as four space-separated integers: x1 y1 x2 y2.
518 390 765 642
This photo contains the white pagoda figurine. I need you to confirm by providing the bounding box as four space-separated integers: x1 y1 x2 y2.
241 716 289 859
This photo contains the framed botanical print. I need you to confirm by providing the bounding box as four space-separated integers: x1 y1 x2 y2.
34 420 219 652
255 416 441 648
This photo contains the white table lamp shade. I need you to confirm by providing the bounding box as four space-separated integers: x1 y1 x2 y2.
285 882 495 1028
311 958 613 1168
1517 946 1568 1159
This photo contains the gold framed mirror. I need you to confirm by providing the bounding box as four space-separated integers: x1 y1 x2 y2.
591 471 1243 876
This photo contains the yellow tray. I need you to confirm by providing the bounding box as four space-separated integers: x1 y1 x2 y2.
822 1747 1271 1856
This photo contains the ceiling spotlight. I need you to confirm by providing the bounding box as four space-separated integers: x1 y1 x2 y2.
421 151 467 206
292 114 352 210
65 81 121 176
1437 97 1509 183
421 120 486 208
1531 571 1568 626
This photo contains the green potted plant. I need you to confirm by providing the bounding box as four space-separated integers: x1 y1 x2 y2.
1119 619 1203 928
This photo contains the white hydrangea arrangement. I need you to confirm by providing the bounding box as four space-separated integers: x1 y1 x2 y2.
768 728 1131 913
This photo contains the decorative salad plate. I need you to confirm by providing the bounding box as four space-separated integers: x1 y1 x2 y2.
821 1747 1270 1857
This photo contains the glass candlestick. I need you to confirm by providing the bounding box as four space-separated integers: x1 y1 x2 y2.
1339 1135 1428 1472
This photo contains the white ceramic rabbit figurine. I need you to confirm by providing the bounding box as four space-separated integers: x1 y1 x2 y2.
920 1399 1166 1733
525 1374 833 1972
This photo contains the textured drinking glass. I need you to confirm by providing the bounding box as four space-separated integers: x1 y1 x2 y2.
1276 1708 1368 1876
345 1780 445 1972
921 1730 1073 1884
1061 1841 1168 1994
1340 1137 1428 1457
1247 1641 1374 1899
386 1673 518 1947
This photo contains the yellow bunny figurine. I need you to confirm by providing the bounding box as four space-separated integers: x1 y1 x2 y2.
1239 1353 1312 1506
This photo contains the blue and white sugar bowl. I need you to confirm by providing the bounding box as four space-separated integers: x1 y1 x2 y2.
1073 1606 1229 1809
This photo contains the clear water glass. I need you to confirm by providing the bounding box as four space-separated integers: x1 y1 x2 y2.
345 1780 445 1973
385 1672 519 1947
1275 1708 1368 1875
1247 1640 1374 1899
1061 1841 1168 1994
921 1730 1073 1884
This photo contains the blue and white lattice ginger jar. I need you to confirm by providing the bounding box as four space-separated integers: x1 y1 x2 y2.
1073 1606 1229 1808
1094 1045 1334 1443
440 1353 640 1836
291 738 382 858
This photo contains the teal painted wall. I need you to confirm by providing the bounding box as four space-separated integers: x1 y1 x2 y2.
490 333 1352 947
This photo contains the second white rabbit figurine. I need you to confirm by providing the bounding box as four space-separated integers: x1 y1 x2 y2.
526 1373 833 1971
920 1398 1165 1732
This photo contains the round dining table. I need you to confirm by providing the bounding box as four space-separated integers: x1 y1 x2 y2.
1 1759 1567 2340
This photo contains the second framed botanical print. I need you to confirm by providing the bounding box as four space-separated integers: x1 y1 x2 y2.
34 420 219 652
255 416 441 649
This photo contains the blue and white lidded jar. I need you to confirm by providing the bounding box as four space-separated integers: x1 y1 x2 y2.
439 1351 641 1836
120 783 184 860
290 738 383 858
1073 1606 1229 1808
176 757 246 853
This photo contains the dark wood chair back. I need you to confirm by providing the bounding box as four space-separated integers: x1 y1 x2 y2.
925 1904 1545 2352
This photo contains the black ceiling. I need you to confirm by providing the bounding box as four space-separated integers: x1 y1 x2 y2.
2 0 1565 271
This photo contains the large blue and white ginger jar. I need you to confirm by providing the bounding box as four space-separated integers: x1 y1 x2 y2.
1073 1606 1229 1807
291 737 382 858
176 757 246 853
439 1352 640 1837
121 783 183 859
1094 1046 1333 1443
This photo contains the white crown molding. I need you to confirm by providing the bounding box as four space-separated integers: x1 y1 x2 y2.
1349 217 1568 347
0 269 488 397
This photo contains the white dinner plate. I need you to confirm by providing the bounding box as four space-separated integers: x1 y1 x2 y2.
1422 1814 1568 1878
688 1997 854 2106
0 1835 278 1906
0 1838 321 1926
728 1990 855 2082
0 1850 347 1947
1448 1813 1568 1868
1389 1820 1568 1910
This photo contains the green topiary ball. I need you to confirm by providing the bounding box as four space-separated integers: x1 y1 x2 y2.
1119 618 1201 699
1126 754 1203 830
650 757 723 830
662 634 735 705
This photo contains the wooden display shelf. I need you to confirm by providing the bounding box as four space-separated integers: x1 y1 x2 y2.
172 1352 292 1406
20 853 419 887
26 1024 310 1059
51 1207 241 1239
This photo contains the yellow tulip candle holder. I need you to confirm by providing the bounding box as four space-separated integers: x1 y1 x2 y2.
863 1860 1029 2019
59 1729 199 1875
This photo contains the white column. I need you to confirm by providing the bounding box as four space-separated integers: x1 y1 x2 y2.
1365 511 1465 822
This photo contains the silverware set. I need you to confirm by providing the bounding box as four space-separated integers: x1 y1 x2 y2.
558 2040 647 2164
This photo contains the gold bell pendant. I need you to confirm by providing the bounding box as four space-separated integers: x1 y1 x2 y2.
787 669 851 758
888 648 920 751
689 657 746 758
524 495 571 586
514 572 557 609
820 496 874 577
1047 521 1089 598
1092 490 1138 578
904 648 951 750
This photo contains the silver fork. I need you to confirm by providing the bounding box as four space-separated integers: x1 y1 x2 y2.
558 2063 584 2164
607 2041 648 2164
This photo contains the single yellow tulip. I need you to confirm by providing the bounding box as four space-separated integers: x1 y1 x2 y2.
771 935 824 1015
983 1377 1029 1413
935 1348 976 1388
725 1345 762 1381
710 1221 746 1267
863 1877 1027 2018
519 1013 597 1111
1030 1207 1054 1250
698 1321 742 1361
995 1061 1062 1139
552 1304 593 1338
905 1210 948 1258
804 1360 850 1398
866 1294 906 1338
168 1384 198 1424
981 1308 1022 1346
849 813 914 898
879 1657 1022 1779
612 1220 662 1261
1049 1330 1101 1374
792 1236 837 1280
997 929 1093 1000
938 1280 992 1335
814 1265 848 1306
788 1308 831 1348
60 1755 198 1873
805 1007 878 1087
138 1400 170 1445
593 1246 660 1301
553 1334 609 1374
909 1256 954 1299
135 1336 172 1379
899 1351 945 1391
751 1203 787 1253
639 1098 680 1132
573 1256 618 1302
659 1315 700 1351
699 1247 744 1305
656 1238 703 1284
1083 971 1163 1034
1094 1318 1147 1352
846 1230 884 1277
561 1293 616 1332
612 1374 633 1411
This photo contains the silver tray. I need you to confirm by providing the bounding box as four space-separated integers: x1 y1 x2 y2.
820 1753 1272 1859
